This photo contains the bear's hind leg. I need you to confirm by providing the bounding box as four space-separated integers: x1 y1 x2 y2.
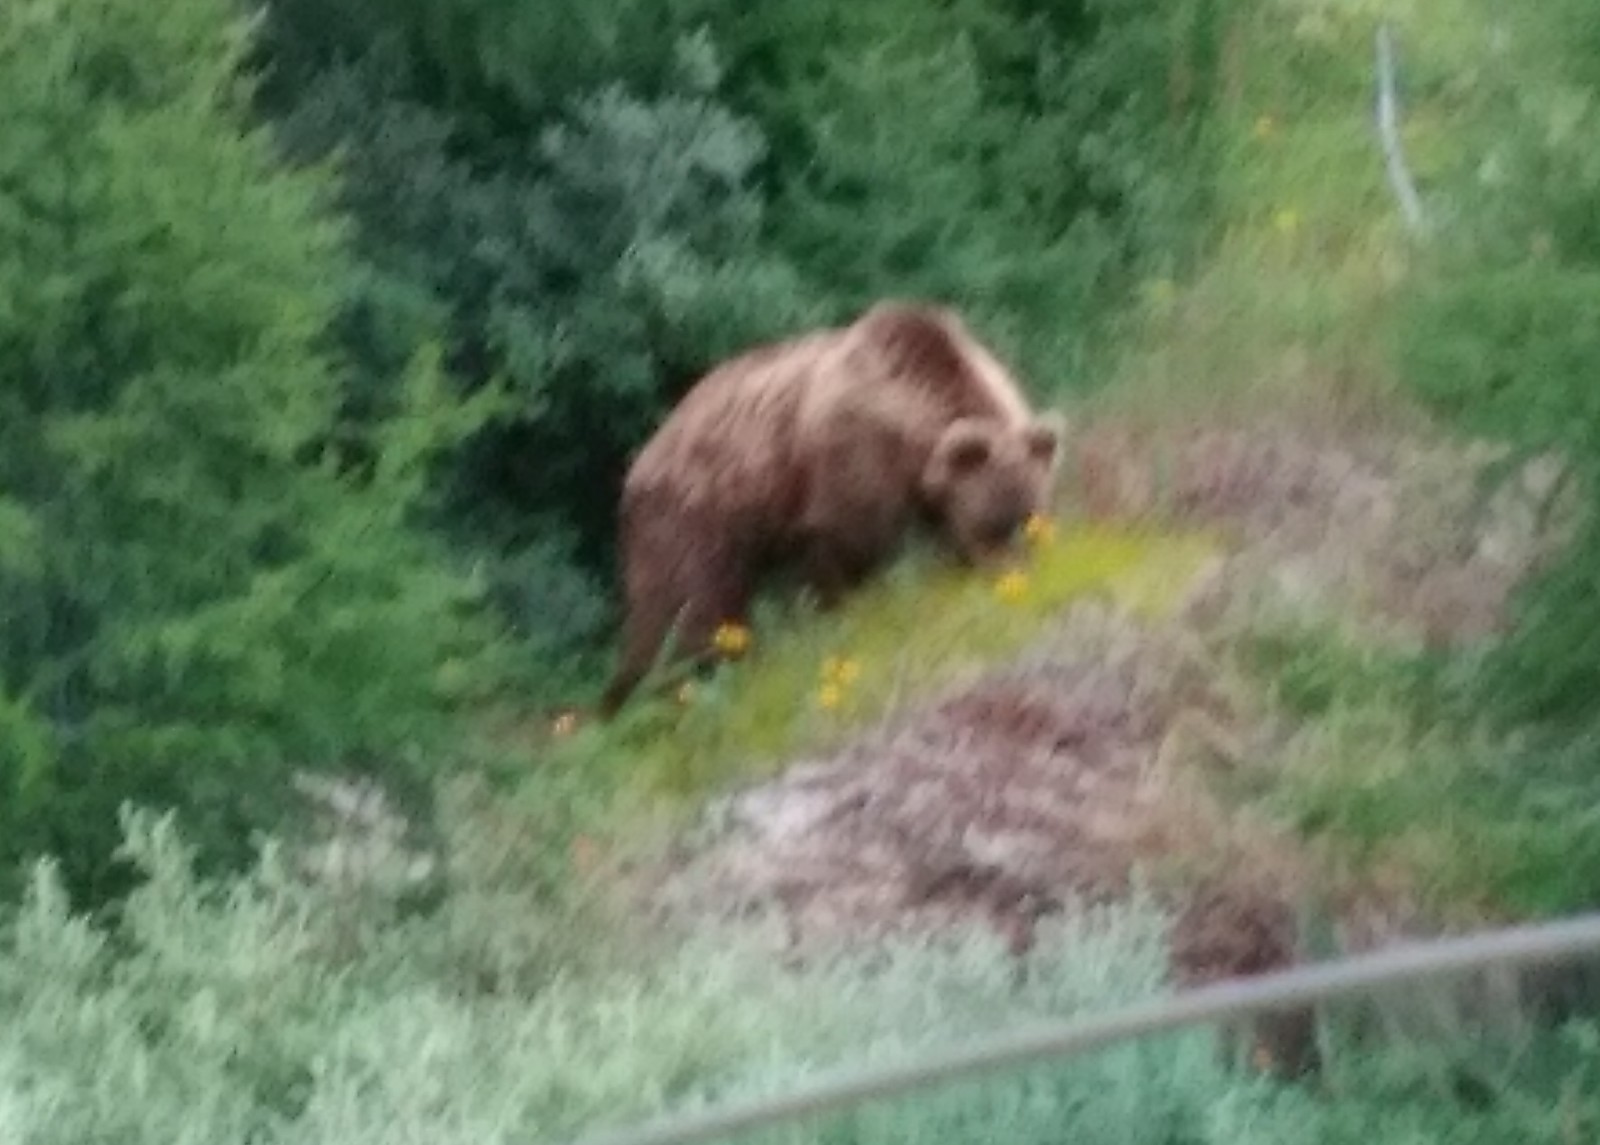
668 554 755 675
599 612 667 717
600 541 753 718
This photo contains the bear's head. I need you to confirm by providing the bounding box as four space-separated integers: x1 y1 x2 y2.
921 411 1067 566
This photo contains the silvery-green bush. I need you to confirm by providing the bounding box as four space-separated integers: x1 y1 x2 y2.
0 809 1594 1145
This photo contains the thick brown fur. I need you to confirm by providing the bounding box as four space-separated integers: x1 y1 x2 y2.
600 300 1068 716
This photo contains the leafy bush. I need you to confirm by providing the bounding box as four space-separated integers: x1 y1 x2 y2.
252 0 1228 606
1 810 1596 1144
259 14 816 596
704 0 1228 388
0 0 501 902
0 809 1185 1142
1386 1 1600 910
1399 266 1600 463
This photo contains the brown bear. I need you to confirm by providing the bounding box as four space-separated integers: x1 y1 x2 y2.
598 300 1067 716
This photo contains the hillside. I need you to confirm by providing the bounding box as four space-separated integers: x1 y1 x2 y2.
5 0 1600 1141
429 0 1600 1108
553 0 1575 980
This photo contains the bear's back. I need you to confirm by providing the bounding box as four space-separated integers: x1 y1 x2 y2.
623 329 841 518
798 302 1035 451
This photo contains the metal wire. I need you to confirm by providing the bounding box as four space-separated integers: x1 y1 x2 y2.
1377 23 1430 234
557 914 1600 1145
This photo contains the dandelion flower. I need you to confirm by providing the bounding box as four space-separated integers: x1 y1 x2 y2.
821 655 862 686
817 682 844 711
712 621 751 659
994 569 1030 604
1023 513 1057 548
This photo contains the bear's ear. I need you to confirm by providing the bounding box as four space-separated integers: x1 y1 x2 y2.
926 419 994 492
1025 411 1068 466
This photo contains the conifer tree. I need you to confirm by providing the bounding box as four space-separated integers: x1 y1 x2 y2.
0 0 497 901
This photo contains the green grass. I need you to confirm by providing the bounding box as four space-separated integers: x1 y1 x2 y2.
507 0 1594 935
546 520 1218 803
1228 612 1600 921
1080 0 1600 925
1098 0 1490 429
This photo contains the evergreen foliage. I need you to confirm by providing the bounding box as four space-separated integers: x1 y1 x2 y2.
0 0 497 902
260 15 815 612
736 0 1224 380
252 0 1221 596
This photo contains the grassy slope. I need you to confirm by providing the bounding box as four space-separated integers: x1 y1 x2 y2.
1097 0 1591 923
504 0 1576 931
1103 0 1462 429
594 525 1218 795
16 7 1591 1142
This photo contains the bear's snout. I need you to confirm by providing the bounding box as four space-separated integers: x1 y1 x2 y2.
975 513 1025 549
960 508 1031 566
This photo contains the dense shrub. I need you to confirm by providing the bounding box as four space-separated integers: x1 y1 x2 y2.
258 13 817 602
1390 3 1600 910
0 0 500 903
0 810 1595 1144
251 0 1227 612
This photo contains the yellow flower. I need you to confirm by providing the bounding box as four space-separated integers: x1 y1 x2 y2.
821 655 862 686
1023 513 1058 548
994 569 1030 604
712 621 751 659
1252 114 1278 140
817 682 844 711
1272 208 1301 236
